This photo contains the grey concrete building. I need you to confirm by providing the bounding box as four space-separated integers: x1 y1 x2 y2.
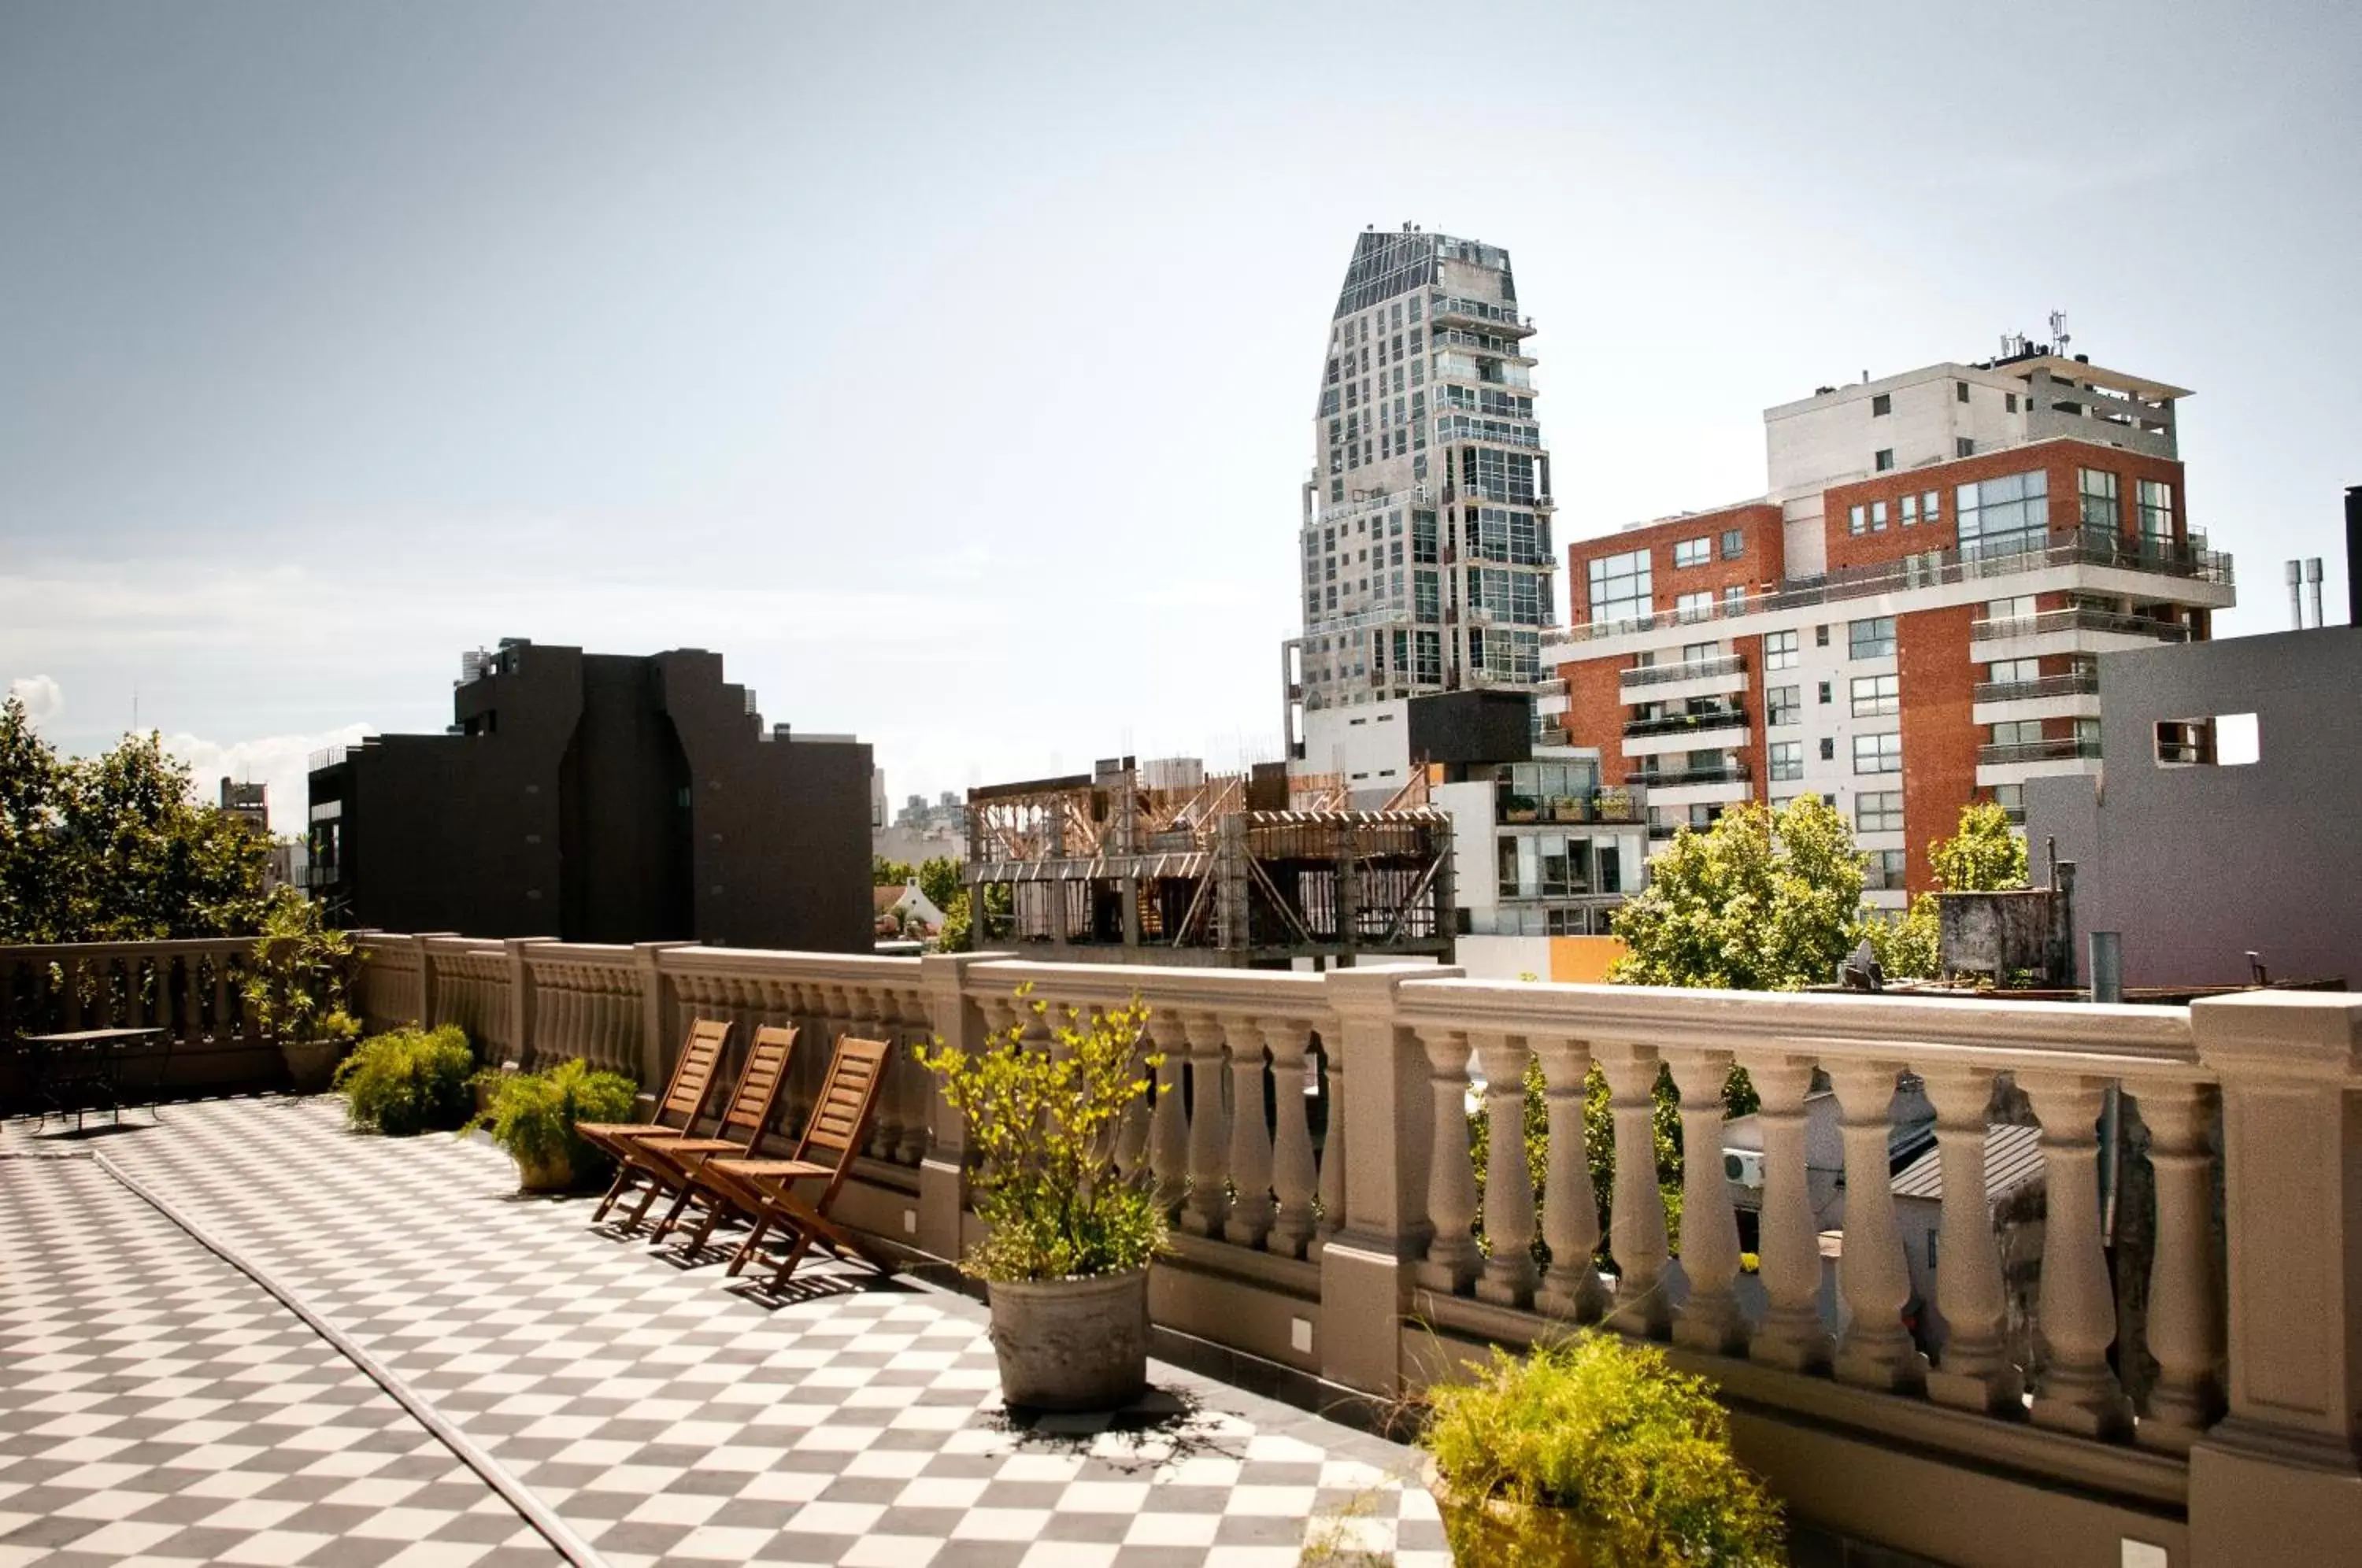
2026 626 2362 988
1282 225 1557 762
309 640 871 952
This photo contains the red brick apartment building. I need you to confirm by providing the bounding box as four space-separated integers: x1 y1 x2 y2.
1542 346 2235 907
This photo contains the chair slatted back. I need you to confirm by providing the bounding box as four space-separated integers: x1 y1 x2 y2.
791 1035 891 1176
720 1025 798 1141
658 1019 734 1125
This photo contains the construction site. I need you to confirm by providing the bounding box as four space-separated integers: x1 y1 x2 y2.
964 757 1455 968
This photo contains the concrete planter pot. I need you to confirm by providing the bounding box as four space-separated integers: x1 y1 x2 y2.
280 1038 348 1096
511 1148 576 1194
986 1269 1150 1411
1423 1460 1607 1568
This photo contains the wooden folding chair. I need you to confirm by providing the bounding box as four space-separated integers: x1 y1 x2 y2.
631 1023 799 1244
702 1034 897 1289
579 1018 735 1226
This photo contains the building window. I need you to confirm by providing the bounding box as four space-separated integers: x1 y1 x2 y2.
1875 448 1895 473
1682 642 1718 664
1957 380 1971 403
1871 393 1892 416
1849 504 1868 535
1848 616 1897 660
1865 849 1908 890
1720 528 1745 560
1991 719 2042 747
1764 630 1798 670
1956 438 1976 458
1850 674 1901 716
1853 732 1903 774
1674 536 1710 568
1871 499 1889 531
1768 685 1800 726
2138 479 2174 541
2079 468 2120 529
1901 493 1918 526
1856 790 1905 833
1816 624 1830 646
1675 590 1714 622
1723 585 1746 612
1587 548 1652 627
1769 741 1803 782
1923 490 1940 522
1991 782 2025 823
1819 736 1835 761
2005 392 2020 413
1817 679 1833 704
1956 470 2049 558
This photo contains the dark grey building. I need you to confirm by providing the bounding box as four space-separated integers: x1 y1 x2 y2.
2026 626 2362 989
309 641 871 952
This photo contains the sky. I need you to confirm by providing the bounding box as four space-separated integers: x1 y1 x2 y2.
4 2 2357 832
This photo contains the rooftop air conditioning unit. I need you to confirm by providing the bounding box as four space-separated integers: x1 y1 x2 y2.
1723 1150 1766 1189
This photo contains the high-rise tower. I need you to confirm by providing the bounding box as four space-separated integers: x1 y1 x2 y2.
1282 226 1556 768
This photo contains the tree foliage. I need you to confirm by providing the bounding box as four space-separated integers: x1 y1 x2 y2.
0 697 268 943
1607 797 1866 990
916 856 962 914
1875 801 2030 981
872 855 915 887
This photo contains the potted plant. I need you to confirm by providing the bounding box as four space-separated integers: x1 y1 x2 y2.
1421 1332 1785 1567
335 1025 478 1134
917 986 1168 1411
464 1058 639 1193
242 887 362 1093
1503 793 1540 823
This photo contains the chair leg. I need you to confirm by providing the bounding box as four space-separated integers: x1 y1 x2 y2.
770 1227 816 1292
591 1166 635 1223
649 1181 699 1242
727 1211 775 1276
624 1173 667 1230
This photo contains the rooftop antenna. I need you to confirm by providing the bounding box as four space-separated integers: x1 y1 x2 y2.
2049 309 2071 358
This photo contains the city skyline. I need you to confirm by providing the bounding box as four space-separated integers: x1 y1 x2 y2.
5 3 2357 828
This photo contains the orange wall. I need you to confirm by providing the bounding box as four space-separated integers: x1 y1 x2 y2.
1895 605 1979 898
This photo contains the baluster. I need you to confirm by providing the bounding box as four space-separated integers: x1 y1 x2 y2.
1264 1021 1319 1258
2022 1071 2134 1437
1737 1052 1831 1372
213 960 232 1045
1599 1041 1672 1337
1829 1061 1927 1393
1473 1031 1539 1308
1223 1018 1277 1248
1180 1013 1232 1237
1112 1005 1155 1182
1146 1015 1190 1219
1668 1045 1746 1355
2137 1078 2224 1450
1312 1034 1345 1258
1417 1026 1483 1294
1920 1063 2023 1414
894 992 931 1164
864 990 902 1157
1533 1034 1609 1322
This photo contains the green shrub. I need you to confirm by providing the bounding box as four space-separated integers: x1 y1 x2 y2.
335 1026 476 1136
1423 1332 1784 1567
463 1059 639 1186
242 889 361 1045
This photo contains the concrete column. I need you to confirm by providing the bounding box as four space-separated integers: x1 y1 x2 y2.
1312 1034 1346 1259
1144 1013 1189 1218
1737 1052 1828 1372
1179 1012 1233 1237
1599 1040 1672 1339
411 934 446 1030
1828 1061 1927 1393
1264 1021 1320 1259
1316 964 1456 1399
2138 1077 2225 1452
629 942 694 1093
1668 1045 1746 1355
499 937 553 1071
1472 1030 1538 1307
1920 1063 2023 1415
1416 1026 1483 1294
2189 994 2362 1568
1222 1017 1276 1249
913 952 1006 1265
1532 1034 1608 1322
2020 1070 2133 1438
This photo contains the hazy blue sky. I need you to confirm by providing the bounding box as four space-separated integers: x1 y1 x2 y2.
4 2 2356 828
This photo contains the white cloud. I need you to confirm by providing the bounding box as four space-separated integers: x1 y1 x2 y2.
6 675 63 722
161 722 376 837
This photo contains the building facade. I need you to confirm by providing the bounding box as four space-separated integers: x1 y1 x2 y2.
308 640 872 951
1282 226 1558 770
1546 347 2235 906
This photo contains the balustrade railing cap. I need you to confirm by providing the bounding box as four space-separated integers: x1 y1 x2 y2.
2192 990 2362 1078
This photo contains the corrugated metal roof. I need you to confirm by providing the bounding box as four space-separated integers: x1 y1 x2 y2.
1890 1123 2046 1204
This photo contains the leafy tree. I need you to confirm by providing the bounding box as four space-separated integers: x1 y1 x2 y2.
1609 797 1867 991
872 855 915 887
916 855 962 913
0 695 65 941
1876 801 2029 980
937 882 1011 954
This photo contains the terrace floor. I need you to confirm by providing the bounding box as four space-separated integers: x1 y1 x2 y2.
0 1099 1443 1568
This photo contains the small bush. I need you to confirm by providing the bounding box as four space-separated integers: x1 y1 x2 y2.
1423 1332 1783 1567
464 1059 639 1186
335 1026 476 1136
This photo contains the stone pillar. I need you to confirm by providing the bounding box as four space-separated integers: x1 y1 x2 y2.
1737 1052 1828 1372
1265 1021 1320 1259
2020 1070 2133 1438
1599 1040 1672 1339
1312 1034 1346 1259
913 952 1007 1265
1316 964 1457 1399
500 937 554 1071
1417 1026 1483 1295
1828 1061 1927 1393
630 942 694 1093
1145 1013 1190 1219
1180 1012 1233 1238
2137 1077 2224 1452
2189 994 2362 1568
1472 1031 1538 1308
1920 1063 2021 1414
1533 1034 1608 1323
1667 1045 1746 1355
1223 1017 1277 1249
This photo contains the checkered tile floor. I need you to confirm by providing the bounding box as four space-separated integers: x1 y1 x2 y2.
2 1101 1443 1566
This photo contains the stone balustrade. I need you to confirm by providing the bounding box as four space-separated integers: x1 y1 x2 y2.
1 937 279 1096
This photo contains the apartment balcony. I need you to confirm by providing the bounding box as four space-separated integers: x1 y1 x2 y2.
1971 607 2192 658
1622 705 1750 759
1618 654 1749 706
8 932 2360 1565
1429 296 1536 336
1628 758 1750 790
1977 736 2105 767
1971 671 2102 726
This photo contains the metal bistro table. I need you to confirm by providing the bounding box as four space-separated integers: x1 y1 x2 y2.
11 1028 168 1132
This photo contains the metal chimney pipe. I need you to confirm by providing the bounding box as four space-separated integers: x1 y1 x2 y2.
2287 559 2305 629
2346 486 2361 627
2305 557 2326 630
